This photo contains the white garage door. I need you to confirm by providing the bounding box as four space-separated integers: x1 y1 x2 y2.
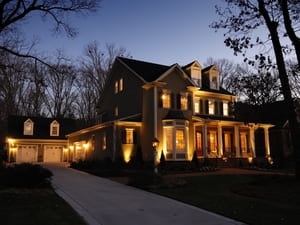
44 145 62 162
17 145 38 163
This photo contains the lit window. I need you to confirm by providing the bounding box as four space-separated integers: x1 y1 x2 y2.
102 133 107 150
24 119 34 135
181 95 188 110
240 133 248 153
196 131 202 151
115 81 118 94
194 102 199 113
223 102 229 116
209 131 217 152
50 120 60 136
224 132 231 152
115 107 118 116
162 93 170 108
119 78 123 92
208 100 214 115
176 129 185 151
125 129 134 144
192 69 201 87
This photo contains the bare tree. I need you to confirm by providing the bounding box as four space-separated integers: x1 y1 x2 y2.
75 42 128 125
0 0 101 65
44 51 77 118
211 0 300 178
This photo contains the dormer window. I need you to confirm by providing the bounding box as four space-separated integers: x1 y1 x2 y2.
209 66 220 90
211 76 218 89
50 120 60 136
24 119 34 135
191 69 201 87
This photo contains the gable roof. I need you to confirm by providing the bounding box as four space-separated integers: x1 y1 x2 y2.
7 116 77 140
118 57 170 82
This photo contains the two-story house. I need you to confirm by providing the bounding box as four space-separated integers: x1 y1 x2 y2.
66 57 273 164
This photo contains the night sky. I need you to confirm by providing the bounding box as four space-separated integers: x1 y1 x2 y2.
23 0 248 66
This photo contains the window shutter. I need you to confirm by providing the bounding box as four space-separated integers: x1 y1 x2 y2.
229 101 234 116
214 101 219 115
158 90 162 108
177 94 181 110
171 93 175 109
133 131 137 144
219 102 223 116
122 130 126 144
200 99 203 114
188 95 192 110
205 100 209 114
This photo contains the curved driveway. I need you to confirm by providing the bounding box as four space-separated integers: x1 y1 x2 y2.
45 163 245 225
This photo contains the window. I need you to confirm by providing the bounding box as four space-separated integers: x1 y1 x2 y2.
180 95 188 110
102 133 107 150
176 129 185 151
224 132 231 152
50 120 60 136
24 119 34 135
211 76 218 89
162 93 171 108
208 100 215 115
209 131 217 152
194 97 200 113
125 129 134 144
165 127 173 151
115 81 119 94
191 69 201 87
240 133 248 153
119 78 123 92
223 102 229 116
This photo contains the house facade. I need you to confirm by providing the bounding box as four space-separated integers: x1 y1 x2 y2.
67 57 273 163
6 116 75 163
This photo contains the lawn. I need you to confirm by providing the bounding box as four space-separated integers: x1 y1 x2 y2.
147 174 300 225
0 188 87 225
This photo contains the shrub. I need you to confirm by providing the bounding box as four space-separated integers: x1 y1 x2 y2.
0 163 53 188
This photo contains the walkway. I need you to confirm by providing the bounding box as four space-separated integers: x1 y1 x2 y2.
45 163 245 225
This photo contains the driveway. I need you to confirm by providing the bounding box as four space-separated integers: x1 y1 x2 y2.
45 163 245 225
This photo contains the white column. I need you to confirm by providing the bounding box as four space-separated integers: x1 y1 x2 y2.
153 86 158 138
218 124 223 157
234 125 240 158
264 127 271 156
202 123 208 158
249 127 256 157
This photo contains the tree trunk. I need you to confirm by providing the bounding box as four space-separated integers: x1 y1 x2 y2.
280 0 300 66
258 0 300 179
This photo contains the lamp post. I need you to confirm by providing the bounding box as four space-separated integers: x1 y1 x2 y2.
152 138 159 175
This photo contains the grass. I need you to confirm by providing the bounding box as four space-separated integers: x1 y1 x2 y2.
147 174 300 225
0 187 87 225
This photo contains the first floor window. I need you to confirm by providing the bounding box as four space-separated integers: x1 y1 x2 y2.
165 127 173 151
224 132 231 152
240 133 248 153
196 132 202 151
209 131 217 152
176 129 185 151
125 129 134 144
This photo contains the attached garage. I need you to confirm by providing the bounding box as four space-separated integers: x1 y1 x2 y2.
44 145 62 162
17 145 38 163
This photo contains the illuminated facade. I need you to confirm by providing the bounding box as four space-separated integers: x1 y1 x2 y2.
6 116 75 163
67 57 273 163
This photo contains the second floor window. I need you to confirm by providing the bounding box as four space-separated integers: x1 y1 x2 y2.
50 120 60 136
24 119 34 135
115 81 119 94
223 102 229 116
208 100 214 115
162 93 171 108
180 95 188 110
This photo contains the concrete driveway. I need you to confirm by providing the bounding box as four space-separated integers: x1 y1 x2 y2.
45 163 245 225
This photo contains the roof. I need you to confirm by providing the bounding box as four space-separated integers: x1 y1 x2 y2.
7 116 77 140
163 110 188 120
118 57 170 82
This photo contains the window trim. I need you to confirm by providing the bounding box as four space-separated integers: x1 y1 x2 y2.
50 120 60 136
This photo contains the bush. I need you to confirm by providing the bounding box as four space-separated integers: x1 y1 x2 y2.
0 163 53 188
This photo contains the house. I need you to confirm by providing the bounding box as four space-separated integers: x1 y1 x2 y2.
6 116 76 163
67 57 274 164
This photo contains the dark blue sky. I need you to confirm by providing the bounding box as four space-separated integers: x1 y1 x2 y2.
23 0 244 65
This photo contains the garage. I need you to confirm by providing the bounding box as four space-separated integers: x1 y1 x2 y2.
44 145 62 162
17 145 38 163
